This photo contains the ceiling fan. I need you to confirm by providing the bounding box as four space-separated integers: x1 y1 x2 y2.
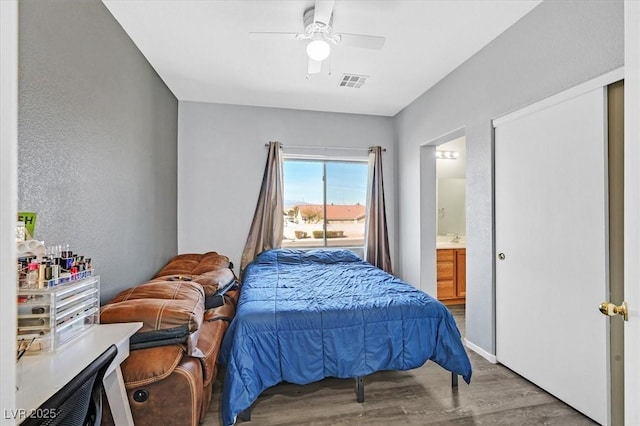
249 0 385 76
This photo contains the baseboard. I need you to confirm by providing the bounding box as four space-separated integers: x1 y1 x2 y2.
464 338 497 364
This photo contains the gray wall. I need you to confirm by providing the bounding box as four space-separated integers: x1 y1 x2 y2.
18 0 179 303
395 0 624 355
178 101 396 272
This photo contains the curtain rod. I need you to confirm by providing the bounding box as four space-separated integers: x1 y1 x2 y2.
264 143 386 152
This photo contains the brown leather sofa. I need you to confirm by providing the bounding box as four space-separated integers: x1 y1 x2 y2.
100 252 239 426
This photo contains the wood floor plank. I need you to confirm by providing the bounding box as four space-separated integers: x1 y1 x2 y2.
203 307 596 425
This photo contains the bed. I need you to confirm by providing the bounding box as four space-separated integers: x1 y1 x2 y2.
219 248 472 425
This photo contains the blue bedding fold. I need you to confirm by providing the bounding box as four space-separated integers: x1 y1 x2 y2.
219 249 472 425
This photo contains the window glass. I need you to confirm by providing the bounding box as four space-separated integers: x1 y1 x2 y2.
283 159 368 248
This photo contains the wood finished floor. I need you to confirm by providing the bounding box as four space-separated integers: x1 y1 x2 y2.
202 305 596 425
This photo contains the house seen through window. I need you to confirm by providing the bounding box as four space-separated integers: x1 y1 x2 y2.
283 159 368 248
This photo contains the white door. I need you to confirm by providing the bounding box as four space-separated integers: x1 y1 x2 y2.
495 87 609 424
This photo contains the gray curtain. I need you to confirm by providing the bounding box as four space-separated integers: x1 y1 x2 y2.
364 146 393 273
240 141 284 272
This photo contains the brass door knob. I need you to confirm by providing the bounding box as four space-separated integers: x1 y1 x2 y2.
599 301 628 321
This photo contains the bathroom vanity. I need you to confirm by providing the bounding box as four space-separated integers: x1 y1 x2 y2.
436 243 466 305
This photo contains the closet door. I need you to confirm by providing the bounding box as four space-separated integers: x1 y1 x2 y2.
495 87 609 424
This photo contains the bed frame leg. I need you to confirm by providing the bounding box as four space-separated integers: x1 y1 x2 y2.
356 376 365 403
451 372 458 388
239 407 251 422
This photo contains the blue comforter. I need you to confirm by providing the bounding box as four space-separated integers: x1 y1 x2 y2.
219 249 472 425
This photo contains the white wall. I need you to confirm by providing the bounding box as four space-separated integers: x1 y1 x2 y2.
395 0 624 355
178 101 396 273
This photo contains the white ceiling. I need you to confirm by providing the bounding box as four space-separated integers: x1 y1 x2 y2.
103 0 541 117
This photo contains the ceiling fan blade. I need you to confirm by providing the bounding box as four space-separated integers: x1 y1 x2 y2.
313 0 335 25
307 58 323 75
337 33 385 50
249 32 301 41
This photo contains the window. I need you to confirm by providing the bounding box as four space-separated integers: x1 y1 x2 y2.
282 159 368 248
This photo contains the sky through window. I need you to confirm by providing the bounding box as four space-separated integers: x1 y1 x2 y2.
283 160 368 207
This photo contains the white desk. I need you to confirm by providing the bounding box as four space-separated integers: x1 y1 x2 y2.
15 322 141 425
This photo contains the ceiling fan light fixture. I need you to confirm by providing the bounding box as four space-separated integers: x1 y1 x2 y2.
306 39 331 61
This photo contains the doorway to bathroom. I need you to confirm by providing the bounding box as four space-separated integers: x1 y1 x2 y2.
419 129 467 337
435 137 467 310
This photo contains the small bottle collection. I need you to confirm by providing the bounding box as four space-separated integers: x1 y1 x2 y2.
16 242 100 354
15 218 101 354
17 244 93 289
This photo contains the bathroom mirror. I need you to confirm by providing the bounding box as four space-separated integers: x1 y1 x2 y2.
437 178 466 236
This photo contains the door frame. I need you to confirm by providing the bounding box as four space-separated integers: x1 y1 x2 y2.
493 79 616 424
419 126 466 298
1 0 19 418
624 2 640 425
493 51 640 421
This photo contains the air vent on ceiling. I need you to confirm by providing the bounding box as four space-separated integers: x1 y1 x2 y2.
338 74 368 88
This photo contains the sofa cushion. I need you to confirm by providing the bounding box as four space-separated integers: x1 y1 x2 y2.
101 298 203 333
166 253 205 262
101 281 205 355
191 258 230 275
152 260 200 278
107 280 204 303
151 268 235 298
153 252 231 278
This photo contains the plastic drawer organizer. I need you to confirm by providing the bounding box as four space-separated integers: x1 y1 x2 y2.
17 276 100 354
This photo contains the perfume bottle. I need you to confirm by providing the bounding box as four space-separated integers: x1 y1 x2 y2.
26 262 38 289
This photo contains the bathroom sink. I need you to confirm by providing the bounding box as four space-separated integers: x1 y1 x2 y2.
436 241 466 249
436 235 465 249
